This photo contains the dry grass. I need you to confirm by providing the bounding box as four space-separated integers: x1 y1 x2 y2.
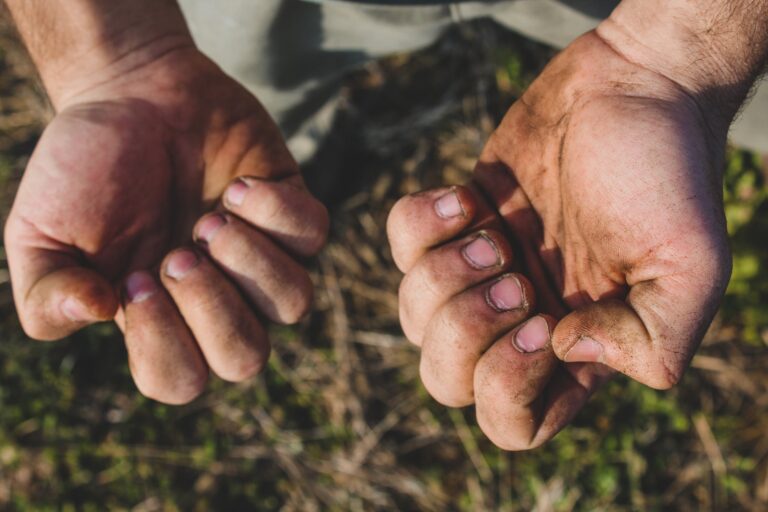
1 9 768 511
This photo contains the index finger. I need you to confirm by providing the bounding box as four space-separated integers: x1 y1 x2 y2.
222 174 329 258
387 185 478 273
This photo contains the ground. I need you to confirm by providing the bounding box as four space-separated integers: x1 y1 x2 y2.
1 9 768 512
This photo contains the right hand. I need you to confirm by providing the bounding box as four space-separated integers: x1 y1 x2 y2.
387 32 733 450
4 46 329 404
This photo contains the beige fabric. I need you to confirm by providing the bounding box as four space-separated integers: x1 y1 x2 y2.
179 0 766 157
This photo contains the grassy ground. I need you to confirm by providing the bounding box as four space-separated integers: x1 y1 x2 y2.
2 11 768 512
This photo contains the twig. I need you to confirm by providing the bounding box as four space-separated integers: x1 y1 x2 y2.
448 409 493 493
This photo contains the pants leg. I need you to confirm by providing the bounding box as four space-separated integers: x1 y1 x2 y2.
178 0 456 162
180 0 766 155
730 85 768 154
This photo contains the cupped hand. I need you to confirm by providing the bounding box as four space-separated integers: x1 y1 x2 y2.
388 32 731 449
4 47 329 403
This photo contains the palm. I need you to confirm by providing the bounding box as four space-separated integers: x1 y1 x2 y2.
13 102 182 282
469 32 731 393
388 31 733 449
10 50 297 286
5 46 329 403
556 97 724 310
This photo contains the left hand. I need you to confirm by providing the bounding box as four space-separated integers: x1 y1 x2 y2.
4 47 329 403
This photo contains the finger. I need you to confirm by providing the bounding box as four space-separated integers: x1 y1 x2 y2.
476 360 611 450
194 213 313 324
472 155 569 318
160 248 270 382
473 315 561 451
551 230 730 390
523 363 613 449
202 98 301 194
398 229 514 345
4 222 118 340
387 186 478 273
222 175 329 257
122 271 208 404
419 273 536 407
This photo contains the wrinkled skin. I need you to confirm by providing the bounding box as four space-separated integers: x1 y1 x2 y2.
5 47 329 403
388 32 731 449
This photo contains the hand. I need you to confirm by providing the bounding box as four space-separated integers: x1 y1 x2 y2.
4 46 329 404
388 32 731 449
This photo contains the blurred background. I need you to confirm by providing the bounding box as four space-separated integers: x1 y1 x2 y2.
1 8 768 512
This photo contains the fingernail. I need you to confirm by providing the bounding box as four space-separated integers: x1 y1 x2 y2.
225 178 250 207
61 297 90 322
434 188 464 219
513 316 550 353
165 249 200 280
564 336 604 363
124 271 158 303
487 275 523 311
462 233 500 269
195 214 227 244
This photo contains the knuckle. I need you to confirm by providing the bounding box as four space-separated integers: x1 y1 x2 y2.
397 290 421 345
217 353 267 383
133 365 207 405
645 348 688 390
313 202 331 246
385 201 416 271
488 435 540 452
485 431 525 452
255 185 291 226
409 258 443 302
145 375 206 405
3 216 20 247
299 200 330 256
428 311 475 356
385 196 408 234
277 276 314 324
476 411 537 452
419 357 473 408
397 274 433 345
648 361 683 390
195 211 220 229
20 316 57 342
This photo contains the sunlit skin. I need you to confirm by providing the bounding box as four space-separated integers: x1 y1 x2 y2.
388 30 743 449
4 0 768 447
4 46 329 404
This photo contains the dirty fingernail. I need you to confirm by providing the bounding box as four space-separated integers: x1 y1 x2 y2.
564 336 604 363
165 249 200 280
487 275 523 311
124 271 158 303
513 316 550 353
195 214 227 244
434 188 464 219
462 233 500 269
225 178 250 207
61 297 90 322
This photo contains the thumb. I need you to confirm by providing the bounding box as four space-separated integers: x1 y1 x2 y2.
551 262 729 390
6 241 118 341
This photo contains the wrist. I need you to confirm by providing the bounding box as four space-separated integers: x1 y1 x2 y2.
597 0 768 128
48 34 197 110
7 0 195 110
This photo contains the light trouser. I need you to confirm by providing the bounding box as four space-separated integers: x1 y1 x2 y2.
179 0 768 162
